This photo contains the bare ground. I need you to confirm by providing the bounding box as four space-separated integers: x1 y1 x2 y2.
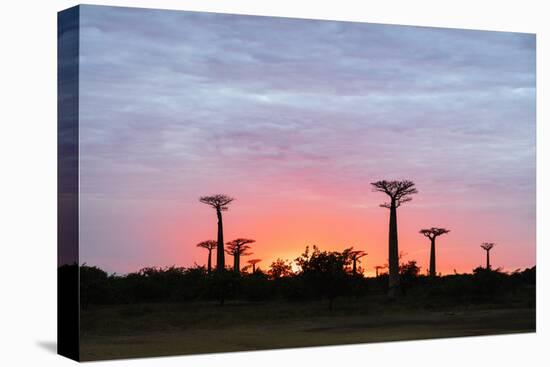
80 304 535 361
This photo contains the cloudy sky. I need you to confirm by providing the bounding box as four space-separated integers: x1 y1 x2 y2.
78 5 535 275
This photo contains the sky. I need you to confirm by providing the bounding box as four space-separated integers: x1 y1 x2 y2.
78 5 536 276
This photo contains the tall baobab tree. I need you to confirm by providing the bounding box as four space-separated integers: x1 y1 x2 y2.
371 180 418 298
374 265 385 277
199 194 234 271
480 242 495 270
247 259 262 273
419 227 450 278
196 240 217 274
226 238 255 273
349 249 367 276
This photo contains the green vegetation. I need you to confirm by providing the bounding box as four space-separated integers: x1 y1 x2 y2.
77 251 535 310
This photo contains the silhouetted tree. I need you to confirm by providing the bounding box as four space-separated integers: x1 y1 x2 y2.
247 259 262 273
199 194 234 271
226 238 255 273
349 249 367 276
419 227 450 278
268 258 293 279
196 240 217 274
295 246 353 310
399 260 421 293
480 242 495 270
75 262 536 308
399 260 421 278
80 264 108 310
210 269 240 306
374 265 385 277
371 180 418 298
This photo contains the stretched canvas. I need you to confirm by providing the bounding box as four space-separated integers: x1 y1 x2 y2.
58 4 536 361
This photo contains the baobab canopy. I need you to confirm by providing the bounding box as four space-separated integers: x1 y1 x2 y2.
371 180 418 208
199 195 234 211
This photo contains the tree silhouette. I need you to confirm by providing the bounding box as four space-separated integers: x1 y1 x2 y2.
371 180 418 298
295 246 353 310
419 227 450 278
480 242 495 270
226 238 255 273
80 264 108 310
247 259 262 273
399 260 421 278
349 249 367 276
199 194 234 271
268 258 293 279
196 240 217 274
74 262 538 309
374 265 385 277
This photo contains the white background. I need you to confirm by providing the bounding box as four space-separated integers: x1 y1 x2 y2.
0 0 547 366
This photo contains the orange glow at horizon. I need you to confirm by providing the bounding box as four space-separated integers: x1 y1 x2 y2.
80 174 535 276
144 186 535 277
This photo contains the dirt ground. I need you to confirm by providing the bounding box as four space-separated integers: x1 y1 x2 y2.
80 303 535 361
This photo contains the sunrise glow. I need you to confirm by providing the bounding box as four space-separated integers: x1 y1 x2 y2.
77 7 535 276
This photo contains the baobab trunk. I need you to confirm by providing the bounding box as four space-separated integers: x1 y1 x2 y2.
352 259 357 275
388 200 400 298
429 238 436 277
216 209 225 271
207 249 212 274
234 253 240 273
486 250 490 270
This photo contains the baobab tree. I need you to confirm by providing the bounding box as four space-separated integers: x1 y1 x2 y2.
480 242 495 270
419 227 450 278
371 180 418 298
374 265 385 277
199 194 234 271
349 249 367 276
247 259 262 273
196 240 217 274
225 238 255 273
